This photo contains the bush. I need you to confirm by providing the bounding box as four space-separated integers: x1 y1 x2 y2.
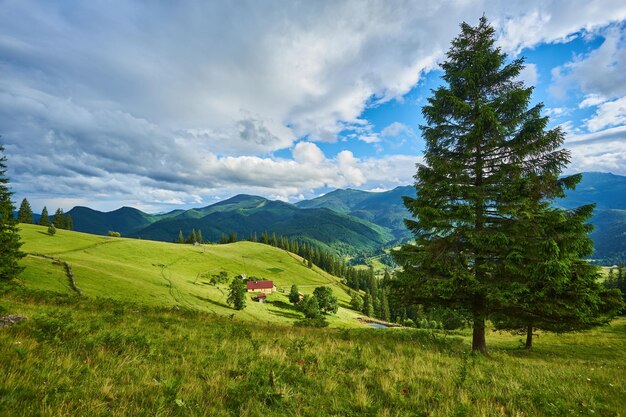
107 231 121 237
47 224 56 236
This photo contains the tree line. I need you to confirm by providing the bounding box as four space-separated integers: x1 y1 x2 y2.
16 198 73 230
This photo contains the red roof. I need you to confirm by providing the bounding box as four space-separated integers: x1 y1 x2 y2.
246 280 274 290
256 293 267 299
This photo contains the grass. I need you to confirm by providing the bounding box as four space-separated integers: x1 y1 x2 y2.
16 224 362 327
3 224 626 415
1 286 625 416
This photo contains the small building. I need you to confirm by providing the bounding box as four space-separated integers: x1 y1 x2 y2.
246 280 276 294
237 274 247 280
254 293 267 303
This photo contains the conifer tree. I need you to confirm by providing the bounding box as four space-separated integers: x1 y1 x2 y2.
52 208 65 228
381 290 391 322
177 230 185 244
0 145 25 281
393 17 576 354
493 204 623 347
65 214 73 231
362 292 374 317
39 206 49 226
350 293 364 311
289 284 301 304
17 198 33 224
48 223 56 236
227 278 246 310
197 229 203 244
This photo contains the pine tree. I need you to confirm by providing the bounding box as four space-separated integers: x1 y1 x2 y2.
493 204 624 347
197 229 203 244
39 206 49 226
289 284 301 304
52 208 65 229
177 230 185 244
188 229 197 244
65 214 73 231
227 278 246 310
350 293 364 311
392 17 575 354
48 223 56 236
381 290 391 322
0 145 25 281
362 292 374 317
17 198 33 224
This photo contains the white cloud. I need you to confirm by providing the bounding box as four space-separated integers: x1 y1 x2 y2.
579 94 608 108
2 1 626 209
584 96 626 132
565 126 626 175
551 25 626 100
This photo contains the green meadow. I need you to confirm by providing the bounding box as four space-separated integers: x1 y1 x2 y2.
16 224 361 327
1 224 625 416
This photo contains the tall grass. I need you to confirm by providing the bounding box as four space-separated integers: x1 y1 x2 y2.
1 284 625 416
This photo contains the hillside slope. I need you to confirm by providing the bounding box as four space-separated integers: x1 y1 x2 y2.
17 224 362 327
131 195 393 254
297 186 415 240
67 206 158 236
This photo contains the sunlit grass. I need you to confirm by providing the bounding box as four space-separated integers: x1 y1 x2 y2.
1 286 624 416
16 224 361 327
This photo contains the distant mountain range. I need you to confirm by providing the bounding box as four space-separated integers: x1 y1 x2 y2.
63 172 626 264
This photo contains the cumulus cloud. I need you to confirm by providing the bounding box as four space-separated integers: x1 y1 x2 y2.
2 1 626 210
565 126 626 175
585 96 626 132
551 25 626 100
579 94 608 108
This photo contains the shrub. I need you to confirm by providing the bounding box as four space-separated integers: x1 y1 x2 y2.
107 231 121 237
47 224 56 236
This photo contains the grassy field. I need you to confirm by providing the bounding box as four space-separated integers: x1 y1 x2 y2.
2 224 625 416
1 286 625 416
16 224 362 327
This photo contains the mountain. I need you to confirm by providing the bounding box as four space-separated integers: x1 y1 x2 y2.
67 206 158 236
130 195 394 254
296 185 415 240
63 172 626 263
557 172 626 210
555 172 626 264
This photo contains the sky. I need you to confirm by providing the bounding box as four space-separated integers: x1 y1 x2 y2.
2 1 626 213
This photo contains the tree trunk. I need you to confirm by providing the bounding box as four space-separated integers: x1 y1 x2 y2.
472 317 488 354
525 325 533 349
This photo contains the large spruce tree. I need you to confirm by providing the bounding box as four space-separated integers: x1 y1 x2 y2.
17 198 33 224
0 145 25 281
493 202 623 347
393 17 573 353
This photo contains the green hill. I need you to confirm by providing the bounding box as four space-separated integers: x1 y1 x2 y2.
62 172 626 263
131 196 393 254
67 206 158 236
297 186 415 241
16 224 362 327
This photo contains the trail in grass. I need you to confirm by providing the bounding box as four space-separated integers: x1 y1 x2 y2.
26 253 84 296
46 238 120 256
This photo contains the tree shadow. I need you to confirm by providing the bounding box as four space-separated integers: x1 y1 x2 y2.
193 294 230 309
265 299 302 320
267 308 302 320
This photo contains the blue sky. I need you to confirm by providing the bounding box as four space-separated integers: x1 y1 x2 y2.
1 1 626 212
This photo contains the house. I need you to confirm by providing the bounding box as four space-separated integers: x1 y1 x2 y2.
254 293 267 303
246 280 276 294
